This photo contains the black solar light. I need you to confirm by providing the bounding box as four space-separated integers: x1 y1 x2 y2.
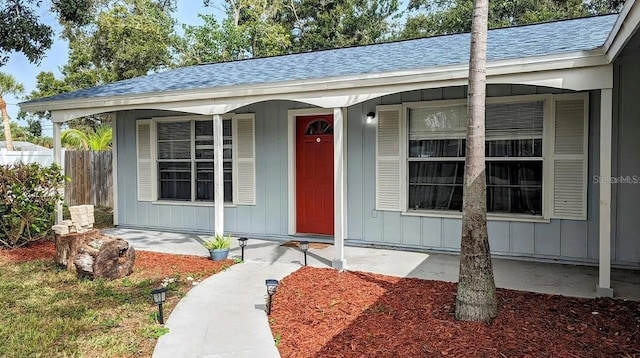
265 279 279 315
151 287 168 324
238 237 248 261
366 112 376 124
299 241 309 266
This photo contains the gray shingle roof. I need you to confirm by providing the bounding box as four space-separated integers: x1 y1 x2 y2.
25 14 617 104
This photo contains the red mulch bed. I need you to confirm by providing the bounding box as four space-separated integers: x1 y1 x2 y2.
0 240 57 262
134 248 233 278
0 239 232 278
269 267 640 358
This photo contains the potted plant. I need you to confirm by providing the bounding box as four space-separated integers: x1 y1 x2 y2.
203 234 232 261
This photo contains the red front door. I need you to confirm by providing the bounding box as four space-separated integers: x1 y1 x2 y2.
296 114 334 235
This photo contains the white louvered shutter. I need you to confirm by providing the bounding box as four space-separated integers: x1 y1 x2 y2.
376 105 402 211
233 114 256 205
136 120 154 201
550 94 588 220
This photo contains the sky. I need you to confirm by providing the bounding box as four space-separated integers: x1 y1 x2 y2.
4 1 224 136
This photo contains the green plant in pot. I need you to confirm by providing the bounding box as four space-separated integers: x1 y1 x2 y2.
203 234 232 261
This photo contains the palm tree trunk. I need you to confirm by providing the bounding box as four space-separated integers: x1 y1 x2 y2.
455 0 497 322
0 97 14 151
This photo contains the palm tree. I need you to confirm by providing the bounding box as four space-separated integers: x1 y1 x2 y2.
455 0 497 322
61 125 113 151
0 73 25 151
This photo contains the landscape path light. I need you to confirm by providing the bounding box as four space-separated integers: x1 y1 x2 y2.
265 279 279 315
238 237 248 261
151 287 167 324
299 241 309 266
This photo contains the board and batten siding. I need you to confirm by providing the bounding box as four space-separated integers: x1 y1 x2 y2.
117 102 312 237
346 85 615 265
613 51 640 267
115 84 636 267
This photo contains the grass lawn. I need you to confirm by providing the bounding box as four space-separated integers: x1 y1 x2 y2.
0 241 232 358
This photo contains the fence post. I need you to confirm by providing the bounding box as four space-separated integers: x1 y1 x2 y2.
53 122 63 225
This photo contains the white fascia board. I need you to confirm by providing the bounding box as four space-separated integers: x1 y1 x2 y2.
29 49 608 119
47 65 612 123
604 0 640 61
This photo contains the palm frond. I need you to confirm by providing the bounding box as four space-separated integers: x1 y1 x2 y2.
61 129 89 150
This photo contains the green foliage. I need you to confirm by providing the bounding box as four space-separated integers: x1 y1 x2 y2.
0 259 179 357
0 72 24 97
0 120 51 147
0 0 93 65
31 136 54 148
0 72 26 151
0 163 65 249
91 0 178 80
181 0 294 65
401 0 623 39
93 206 114 229
180 14 251 65
61 125 113 151
142 325 170 338
25 0 179 126
51 0 95 26
284 0 401 51
0 121 31 142
203 234 232 250
26 118 42 137
184 0 400 65
20 52 111 128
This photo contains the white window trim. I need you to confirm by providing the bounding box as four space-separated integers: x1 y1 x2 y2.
400 94 554 220
150 114 236 205
150 200 236 208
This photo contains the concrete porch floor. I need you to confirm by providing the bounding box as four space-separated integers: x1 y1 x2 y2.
104 228 640 301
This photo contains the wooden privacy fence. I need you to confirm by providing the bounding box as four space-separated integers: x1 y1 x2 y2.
65 151 113 207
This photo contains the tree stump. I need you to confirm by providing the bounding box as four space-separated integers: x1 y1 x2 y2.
55 230 136 280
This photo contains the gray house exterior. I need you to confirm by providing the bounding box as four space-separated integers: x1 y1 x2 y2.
20 1 640 297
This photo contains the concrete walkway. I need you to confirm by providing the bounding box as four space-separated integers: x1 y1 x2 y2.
152 262 298 358
103 228 640 358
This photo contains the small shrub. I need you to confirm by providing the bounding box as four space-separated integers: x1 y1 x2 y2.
203 234 232 250
0 162 65 248
93 206 113 229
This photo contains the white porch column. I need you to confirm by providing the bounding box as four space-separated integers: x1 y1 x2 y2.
53 121 63 225
213 114 225 237
333 107 347 269
598 88 614 298
111 114 118 226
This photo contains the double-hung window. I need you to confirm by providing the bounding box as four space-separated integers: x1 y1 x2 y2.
376 92 587 220
407 100 544 215
136 113 255 206
157 119 233 202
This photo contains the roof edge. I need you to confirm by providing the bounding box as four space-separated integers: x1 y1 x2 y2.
605 0 640 61
194 13 618 67
20 49 608 114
